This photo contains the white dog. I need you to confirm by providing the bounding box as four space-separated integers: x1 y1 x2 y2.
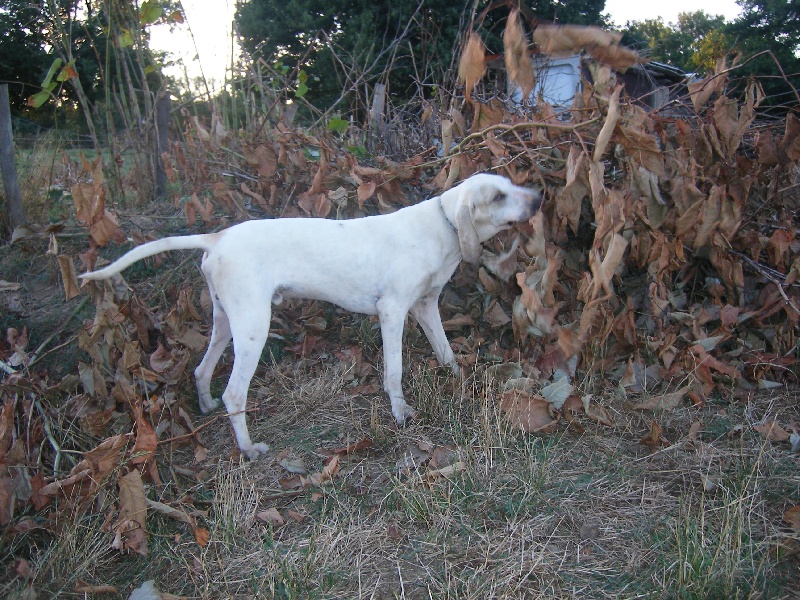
81 173 542 459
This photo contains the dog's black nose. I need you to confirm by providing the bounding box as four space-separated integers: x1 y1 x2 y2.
527 188 544 216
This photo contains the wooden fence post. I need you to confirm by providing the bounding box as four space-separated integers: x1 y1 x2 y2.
154 93 170 200
0 84 26 234
370 83 386 138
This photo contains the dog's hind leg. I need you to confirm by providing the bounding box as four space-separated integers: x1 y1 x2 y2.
220 298 273 460
194 282 232 414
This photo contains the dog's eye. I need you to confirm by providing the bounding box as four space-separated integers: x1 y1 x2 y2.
492 192 507 203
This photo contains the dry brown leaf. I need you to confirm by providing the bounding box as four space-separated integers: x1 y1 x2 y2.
0 475 14 526
147 499 208 547
357 181 377 208
131 406 157 465
243 144 278 179
324 437 375 456
632 386 689 412
584 402 614 427
149 343 174 373
687 420 703 446
589 233 628 300
587 44 641 71
784 112 800 160
174 328 209 352
90 211 126 247
426 461 467 481
783 506 800 530
712 81 762 157
441 313 475 330
256 508 285 527
503 9 534 100
430 445 462 468
37 468 91 497
593 86 622 162
286 509 307 523
640 420 666 449
555 147 590 237
387 521 402 540
688 75 721 112
279 456 308 475
0 397 15 457
56 255 81 300
321 454 341 479
75 582 118 594
482 237 520 282
458 32 486 103
484 132 508 158
533 24 622 55
85 434 129 481
499 390 558 433
301 454 341 487
617 123 665 176
484 300 511 327
753 420 791 443
240 182 269 211
116 470 149 556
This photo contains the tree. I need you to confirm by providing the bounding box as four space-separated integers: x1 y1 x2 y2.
726 0 800 108
235 0 608 113
0 0 52 110
621 11 729 73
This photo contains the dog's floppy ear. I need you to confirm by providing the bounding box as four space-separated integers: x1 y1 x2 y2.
454 192 481 264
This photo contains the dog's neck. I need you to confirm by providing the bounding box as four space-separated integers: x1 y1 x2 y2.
437 198 457 233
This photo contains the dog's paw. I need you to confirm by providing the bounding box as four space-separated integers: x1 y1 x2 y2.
198 396 222 414
392 403 417 426
241 442 270 461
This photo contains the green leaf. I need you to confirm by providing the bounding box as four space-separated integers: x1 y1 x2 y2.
144 64 156 74
56 60 77 82
346 145 368 158
295 81 308 98
41 58 62 88
27 90 51 109
118 29 134 48
327 117 349 134
140 1 163 25
298 69 308 83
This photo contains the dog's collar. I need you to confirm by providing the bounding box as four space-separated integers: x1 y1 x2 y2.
438 198 457 233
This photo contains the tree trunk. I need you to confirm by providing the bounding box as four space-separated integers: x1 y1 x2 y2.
0 84 26 235
154 93 170 200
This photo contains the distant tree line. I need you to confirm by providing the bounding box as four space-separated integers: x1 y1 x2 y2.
0 0 797 126
621 1 800 109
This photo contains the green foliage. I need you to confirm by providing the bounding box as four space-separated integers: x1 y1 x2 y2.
0 0 52 110
622 3 800 108
727 0 800 108
621 11 728 73
326 116 349 134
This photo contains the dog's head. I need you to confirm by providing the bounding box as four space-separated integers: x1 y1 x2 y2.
446 173 543 264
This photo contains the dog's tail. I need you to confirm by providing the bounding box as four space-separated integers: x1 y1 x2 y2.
80 233 217 280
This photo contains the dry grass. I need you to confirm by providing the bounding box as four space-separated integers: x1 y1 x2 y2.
17 346 786 600
1 218 798 598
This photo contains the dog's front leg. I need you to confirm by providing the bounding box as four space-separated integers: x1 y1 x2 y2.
410 293 461 377
377 299 416 424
